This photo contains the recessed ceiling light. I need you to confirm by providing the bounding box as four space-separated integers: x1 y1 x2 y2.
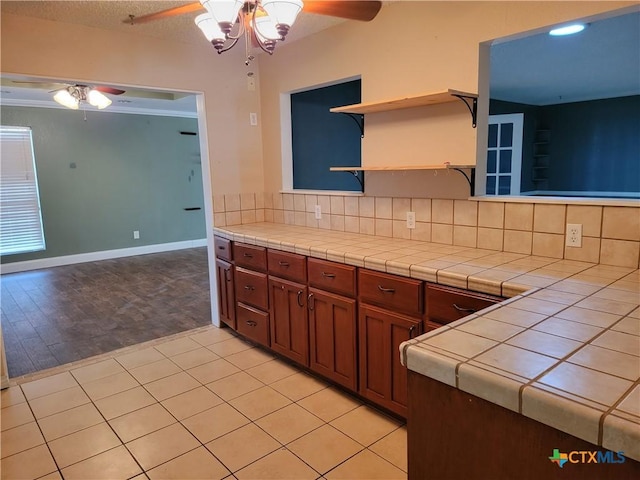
549 24 586 36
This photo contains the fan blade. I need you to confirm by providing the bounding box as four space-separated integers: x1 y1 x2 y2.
11 80 69 89
303 1 381 22
95 86 126 95
124 2 203 25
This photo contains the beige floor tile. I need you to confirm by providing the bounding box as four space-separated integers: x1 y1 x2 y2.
255 403 324 444
154 336 202 358
38 403 104 441
109 403 176 443
0 444 57 480
206 371 265 401
235 447 318 480
245 359 299 384
181 402 250 443
369 427 408 472
116 347 166 370
94 386 156 420
206 423 281 473
189 327 236 346
288 424 364 474
147 446 230 480
325 449 406 479
161 386 223 420
1 402 35 431
1 421 45 458
36 470 63 479
20 372 78 400
129 358 182 385
207 337 255 357
126 423 200 471
1 386 26 407
28 386 91 419
270 372 328 401
82 371 140 401
71 359 125 384
297 387 361 422
60 445 142 480
144 371 200 402
224 348 274 370
48 423 121 468
187 359 241 384
170 347 220 370
229 386 292 421
330 406 402 446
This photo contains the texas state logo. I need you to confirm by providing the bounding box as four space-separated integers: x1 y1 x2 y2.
549 448 626 468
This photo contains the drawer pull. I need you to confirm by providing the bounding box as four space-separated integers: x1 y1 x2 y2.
321 272 336 279
224 269 231 282
217 245 226 250
308 293 315 311
246 320 258 327
377 285 396 294
278 261 290 267
409 324 417 339
243 252 253 258
244 285 255 291
453 304 476 314
297 290 304 307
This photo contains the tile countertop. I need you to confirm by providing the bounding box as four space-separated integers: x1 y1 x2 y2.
214 223 640 461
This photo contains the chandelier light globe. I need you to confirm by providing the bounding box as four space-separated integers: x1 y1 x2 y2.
261 0 303 37
201 0 244 35
87 89 112 109
53 89 80 110
195 13 227 50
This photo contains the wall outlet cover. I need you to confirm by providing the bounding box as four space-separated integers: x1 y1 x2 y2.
406 211 416 229
314 205 322 220
566 223 582 247
133 230 140 240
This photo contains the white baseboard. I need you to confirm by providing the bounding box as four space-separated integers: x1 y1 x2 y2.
0 239 208 274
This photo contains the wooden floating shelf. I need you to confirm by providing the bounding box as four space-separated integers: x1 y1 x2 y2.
329 89 478 115
330 164 475 172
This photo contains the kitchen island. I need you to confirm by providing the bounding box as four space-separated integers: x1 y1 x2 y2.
214 222 639 478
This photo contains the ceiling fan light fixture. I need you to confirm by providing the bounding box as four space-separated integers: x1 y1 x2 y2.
53 89 79 110
87 89 112 109
254 15 282 41
201 0 244 35
195 12 227 49
261 0 303 37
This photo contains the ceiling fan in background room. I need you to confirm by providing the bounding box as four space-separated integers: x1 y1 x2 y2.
10 80 126 110
125 0 382 64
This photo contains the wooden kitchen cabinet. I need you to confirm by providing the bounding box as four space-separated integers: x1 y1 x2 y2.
269 276 309 366
425 283 502 331
309 287 358 390
359 304 422 417
215 258 236 329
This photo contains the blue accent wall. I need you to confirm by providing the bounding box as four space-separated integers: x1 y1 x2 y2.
291 80 361 191
1 106 205 264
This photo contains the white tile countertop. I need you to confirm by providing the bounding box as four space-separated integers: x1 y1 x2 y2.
214 223 640 461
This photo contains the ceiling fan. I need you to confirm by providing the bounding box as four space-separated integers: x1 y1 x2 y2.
125 1 382 62
9 81 125 110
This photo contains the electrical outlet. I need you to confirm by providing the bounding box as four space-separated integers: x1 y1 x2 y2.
133 230 140 240
406 211 416 229
314 205 322 220
566 223 582 247
249 113 258 126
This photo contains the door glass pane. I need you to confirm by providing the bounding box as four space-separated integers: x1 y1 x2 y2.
486 176 496 195
498 176 511 194
499 150 512 173
500 123 513 147
487 151 497 173
488 124 498 148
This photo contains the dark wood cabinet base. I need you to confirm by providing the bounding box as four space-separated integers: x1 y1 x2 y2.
407 371 639 480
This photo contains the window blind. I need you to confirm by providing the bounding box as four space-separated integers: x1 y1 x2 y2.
0 126 46 255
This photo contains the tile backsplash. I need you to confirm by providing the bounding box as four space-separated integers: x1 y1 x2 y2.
213 193 640 268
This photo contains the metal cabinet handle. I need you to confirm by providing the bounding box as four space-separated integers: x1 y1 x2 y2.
297 290 304 307
217 245 226 250
278 261 290 267
308 293 315 311
243 252 253 258
409 324 417 339
321 272 336 279
453 304 476 313
244 285 255 291
378 285 395 294
224 268 231 282
246 320 257 327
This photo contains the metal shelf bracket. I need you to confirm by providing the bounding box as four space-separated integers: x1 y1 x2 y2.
450 167 476 195
452 94 478 128
339 113 365 138
334 169 364 191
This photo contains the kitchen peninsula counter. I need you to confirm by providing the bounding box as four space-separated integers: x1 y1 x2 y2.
213 222 640 469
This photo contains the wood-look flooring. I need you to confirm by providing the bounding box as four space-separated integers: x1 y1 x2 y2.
1 248 211 378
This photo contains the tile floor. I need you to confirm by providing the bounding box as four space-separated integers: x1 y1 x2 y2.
1 325 407 479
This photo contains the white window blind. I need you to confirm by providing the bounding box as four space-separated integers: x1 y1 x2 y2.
0 126 46 255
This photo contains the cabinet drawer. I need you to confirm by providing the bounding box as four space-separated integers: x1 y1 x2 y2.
308 258 356 297
233 243 267 272
268 250 307 283
235 267 269 311
426 284 502 326
359 269 423 317
236 302 269 347
214 236 233 261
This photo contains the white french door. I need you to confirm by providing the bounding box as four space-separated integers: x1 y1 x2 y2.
486 114 523 195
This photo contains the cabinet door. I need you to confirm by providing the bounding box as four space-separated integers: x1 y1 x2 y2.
269 277 309 366
308 288 357 391
215 258 236 329
359 304 421 417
